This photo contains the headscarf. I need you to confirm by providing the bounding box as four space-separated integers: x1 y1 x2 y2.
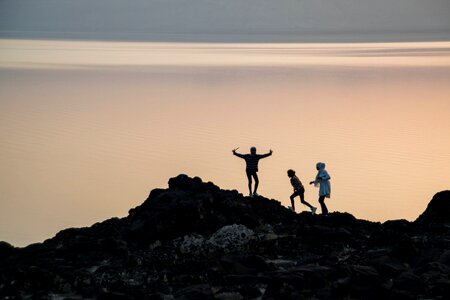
315 162 330 182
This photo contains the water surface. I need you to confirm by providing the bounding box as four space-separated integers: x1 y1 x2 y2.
1 40 450 246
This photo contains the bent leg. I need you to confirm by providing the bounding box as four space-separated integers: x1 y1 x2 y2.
299 191 313 209
290 192 298 211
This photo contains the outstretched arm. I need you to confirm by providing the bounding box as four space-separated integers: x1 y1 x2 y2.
310 174 329 185
232 148 245 158
260 149 273 158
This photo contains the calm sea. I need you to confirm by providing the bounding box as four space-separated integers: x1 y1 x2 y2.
1 40 450 246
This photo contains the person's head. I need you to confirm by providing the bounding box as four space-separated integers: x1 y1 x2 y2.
287 169 295 177
250 147 257 154
316 162 326 170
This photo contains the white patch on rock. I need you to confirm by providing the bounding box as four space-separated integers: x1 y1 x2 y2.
174 224 255 254
206 224 255 253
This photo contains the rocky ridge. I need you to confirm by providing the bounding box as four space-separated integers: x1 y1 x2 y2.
1 175 449 299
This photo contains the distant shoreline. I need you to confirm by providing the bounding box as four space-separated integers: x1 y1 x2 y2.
1 30 450 44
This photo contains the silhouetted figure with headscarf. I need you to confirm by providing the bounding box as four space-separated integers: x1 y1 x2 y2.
232 147 272 197
309 162 331 216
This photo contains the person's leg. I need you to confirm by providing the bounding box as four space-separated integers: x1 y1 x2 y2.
290 191 298 211
246 171 253 196
253 172 259 195
318 195 328 215
299 189 313 209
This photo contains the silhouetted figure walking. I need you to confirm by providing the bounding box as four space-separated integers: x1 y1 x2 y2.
287 169 316 214
232 147 272 197
309 162 331 216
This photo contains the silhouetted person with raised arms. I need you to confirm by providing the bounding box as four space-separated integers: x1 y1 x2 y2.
309 162 331 216
232 147 273 197
287 169 316 214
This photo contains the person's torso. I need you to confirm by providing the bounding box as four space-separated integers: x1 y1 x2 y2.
316 170 330 182
244 154 261 170
290 176 304 190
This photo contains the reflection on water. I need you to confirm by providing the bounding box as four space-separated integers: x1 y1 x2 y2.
1 40 450 246
2 40 450 68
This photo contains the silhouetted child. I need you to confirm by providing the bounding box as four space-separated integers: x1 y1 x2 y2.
287 169 316 214
309 162 331 216
232 147 272 197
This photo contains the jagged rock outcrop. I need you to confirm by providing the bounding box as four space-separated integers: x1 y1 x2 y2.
1 175 449 299
415 190 450 225
123 175 293 247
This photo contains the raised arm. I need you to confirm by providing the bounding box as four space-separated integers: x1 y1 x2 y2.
232 148 245 158
259 149 273 159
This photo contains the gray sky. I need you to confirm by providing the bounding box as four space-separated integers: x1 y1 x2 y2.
1 0 450 42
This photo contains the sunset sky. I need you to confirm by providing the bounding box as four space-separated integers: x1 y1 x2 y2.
1 1 449 247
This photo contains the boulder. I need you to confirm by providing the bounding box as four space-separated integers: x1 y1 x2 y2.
219 255 272 275
173 284 214 300
207 224 255 253
393 271 425 294
0 241 15 259
415 191 450 225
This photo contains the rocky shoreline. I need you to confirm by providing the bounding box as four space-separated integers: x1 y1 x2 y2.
1 174 449 299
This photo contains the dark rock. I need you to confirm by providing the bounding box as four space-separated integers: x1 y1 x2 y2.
393 271 425 294
168 174 205 191
411 248 443 268
123 175 295 247
334 265 391 299
0 241 15 259
97 291 133 300
219 255 272 275
413 262 450 297
326 211 358 225
432 278 450 298
415 190 450 225
285 265 332 288
438 249 450 267
173 284 214 300
391 235 417 262
223 274 260 285
417 262 450 281
382 219 412 231
0 176 448 300
148 293 175 300
370 255 408 276
387 290 419 300
311 225 352 242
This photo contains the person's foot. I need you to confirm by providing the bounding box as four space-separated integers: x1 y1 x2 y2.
253 192 259 197
249 192 253 197
311 207 317 215
322 213 329 217
288 206 295 212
